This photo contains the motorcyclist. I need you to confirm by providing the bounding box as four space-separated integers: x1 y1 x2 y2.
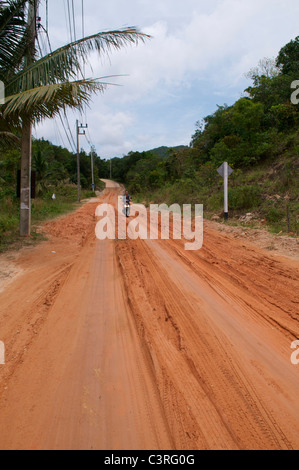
123 190 132 217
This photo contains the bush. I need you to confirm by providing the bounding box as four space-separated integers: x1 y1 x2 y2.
83 191 97 198
42 184 78 200
0 214 19 237
265 207 283 223
229 185 262 210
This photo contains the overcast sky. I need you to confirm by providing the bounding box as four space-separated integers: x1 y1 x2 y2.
34 0 299 159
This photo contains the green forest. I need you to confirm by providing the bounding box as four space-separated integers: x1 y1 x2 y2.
1 35 298 249
0 139 106 249
108 36 299 234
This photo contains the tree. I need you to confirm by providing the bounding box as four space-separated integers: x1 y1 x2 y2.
245 57 281 81
276 36 299 75
0 0 150 235
231 98 264 139
245 74 293 110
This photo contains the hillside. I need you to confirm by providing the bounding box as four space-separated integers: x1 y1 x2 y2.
110 38 299 235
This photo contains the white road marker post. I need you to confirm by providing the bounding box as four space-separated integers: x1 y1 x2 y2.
224 162 229 221
217 162 233 221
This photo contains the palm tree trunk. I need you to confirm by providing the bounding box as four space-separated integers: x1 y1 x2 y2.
20 120 32 236
19 0 37 236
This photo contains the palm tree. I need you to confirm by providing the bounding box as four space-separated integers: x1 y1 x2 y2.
0 0 26 150
0 0 150 235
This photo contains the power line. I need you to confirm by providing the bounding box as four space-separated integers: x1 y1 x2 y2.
36 33 43 58
84 130 93 148
71 0 76 41
53 119 61 147
54 118 67 149
81 0 86 79
59 112 77 153
80 0 90 147
46 0 48 33
81 0 84 38
38 22 52 53
36 3 76 153
66 0 73 42
36 1 94 157
63 0 71 43
36 2 51 55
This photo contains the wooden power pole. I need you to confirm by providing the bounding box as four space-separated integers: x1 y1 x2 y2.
76 120 88 202
91 145 95 192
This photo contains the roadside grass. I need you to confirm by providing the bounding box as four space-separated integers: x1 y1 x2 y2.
0 184 102 253
133 154 298 236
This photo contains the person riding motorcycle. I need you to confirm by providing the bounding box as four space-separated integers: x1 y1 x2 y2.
123 190 132 217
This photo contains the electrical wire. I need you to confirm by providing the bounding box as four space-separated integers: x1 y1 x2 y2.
59 113 77 153
34 1 77 153
36 33 43 58
81 0 84 38
63 0 71 43
36 1 97 156
71 0 76 41
80 0 91 150
54 118 67 149
66 0 73 42
81 0 86 79
46 0 48 34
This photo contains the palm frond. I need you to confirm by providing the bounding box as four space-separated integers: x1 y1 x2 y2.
7 27 151 93
0 112 21 148
0 130 20 149
3 78 108 124
0 0 28 77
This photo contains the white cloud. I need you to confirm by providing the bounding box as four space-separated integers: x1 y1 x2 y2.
35 0 299 157
87 109 135 155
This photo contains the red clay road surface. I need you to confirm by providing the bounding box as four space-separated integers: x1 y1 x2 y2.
0 183 298 450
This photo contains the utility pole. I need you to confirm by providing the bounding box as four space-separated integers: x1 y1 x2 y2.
20 0 38 236
76 120 88 202
90 145 95 192
110 159 112 180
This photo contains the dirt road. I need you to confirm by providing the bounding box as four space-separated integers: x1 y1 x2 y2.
0 184 298 450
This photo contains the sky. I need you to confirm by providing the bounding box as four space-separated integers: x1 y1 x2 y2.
34 0 299 159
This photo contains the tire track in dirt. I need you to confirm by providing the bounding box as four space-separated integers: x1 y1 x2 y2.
0 187 298 450
115 236 298 449
0 263 73 392
164 237 299 340
128 208 298 342
112 199 298 450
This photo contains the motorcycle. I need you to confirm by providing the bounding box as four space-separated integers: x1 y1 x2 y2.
124 202 131 218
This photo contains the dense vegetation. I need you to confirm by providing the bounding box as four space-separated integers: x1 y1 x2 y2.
109 37 299 234
0 138 106 250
